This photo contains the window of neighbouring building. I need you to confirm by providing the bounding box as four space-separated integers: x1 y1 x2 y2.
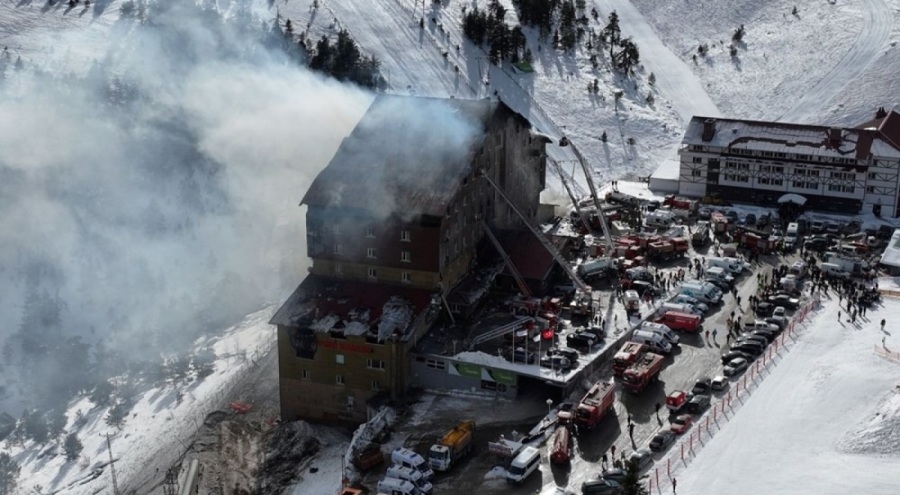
425 358 446 370
333 244 343 255
401 230 411 242
371 380 380 391
302 369 310 380
692 170 702 177
692 157 702 163
367 359 385 370
336 374 345 385
335 354 345 365
366 227 375 238
334 263 342 274
401 272 411 284
367 267 377 279
401 251 411 262
367 247 376 258
828 184 855 193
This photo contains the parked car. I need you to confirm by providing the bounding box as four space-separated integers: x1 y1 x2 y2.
810 220 825 233
767 294 800 309
710 375 729 391
745 213 757 225
736 334 768 348
547 347 579 363
746 329 777 343
765 315 788 331
567 332 598 350
581 478 622 495
686 394 711 414
843 220 862 235
670 414 693 434
721 350 754 365
731 341 765 357
769 229 783 242
723 357 749 377
825 222 841 235
631 280 662 297
512 348 536 364
755 302 775 317
628 450 654 471
698 207 712 220
773 306 787 317
757 213 770 228
599 468 626 484
726 210 739 222
540 355 573 371
691 378 712 396
648 431 677 453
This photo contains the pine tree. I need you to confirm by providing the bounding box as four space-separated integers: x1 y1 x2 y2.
22 409 49 444
47 409 67 440
646 93 655 105
90 380 115 407
732 24 745 43
0 453 21 495
792 6 798 15
604 10 621 60
106 401 128 429
648 72 656 86
63 433 83 462
619 458 650 495
285 19 293 36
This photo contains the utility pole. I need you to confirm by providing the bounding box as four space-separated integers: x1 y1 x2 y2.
106 433 120 495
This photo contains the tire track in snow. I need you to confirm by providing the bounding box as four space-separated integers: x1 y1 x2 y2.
777 0 892 123
592 0 722 121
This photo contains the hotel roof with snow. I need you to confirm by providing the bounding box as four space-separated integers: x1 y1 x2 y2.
682 110 900 161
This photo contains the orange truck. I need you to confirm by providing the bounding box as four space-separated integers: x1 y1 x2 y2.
575 380 617 431
549 424 572 464
622 352 665 393
656 311 701 333
612 342 647 376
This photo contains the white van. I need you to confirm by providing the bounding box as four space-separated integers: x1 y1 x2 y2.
671 294 709 314
705 266 734 285
631 329 673 354
385 466 433 495
785 222 799 246
506 446 541 484
640 321 680 345
645 211 676 228
820 262 851 279
656 302 703 318
706 257 743 275
391 448 434 481
377 477 423 495
679 281 722 305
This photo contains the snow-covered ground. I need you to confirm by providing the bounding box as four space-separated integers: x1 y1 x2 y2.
6 308 275 495
671 296 900 495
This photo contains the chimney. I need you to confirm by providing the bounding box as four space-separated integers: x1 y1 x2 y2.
828 127 842 147
701 118 716 142
876 106 888 119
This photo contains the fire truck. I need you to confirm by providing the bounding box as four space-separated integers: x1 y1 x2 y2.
621 352 665 393
574 380 617 431
612 342 647 376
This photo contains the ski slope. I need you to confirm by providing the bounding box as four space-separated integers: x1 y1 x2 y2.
591 0 721 121
778 0 894 123
675 297 900 495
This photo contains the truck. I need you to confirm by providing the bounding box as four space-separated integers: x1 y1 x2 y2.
428 421 476 472
352 444 385 472
656 311 701 333
575 380 617 430
646 238 688 261
665 390 690 413
549 425 572 464
612 342 647 376
621 352 665 393
577 257 619 281
692 221 710 247
663 195 698 215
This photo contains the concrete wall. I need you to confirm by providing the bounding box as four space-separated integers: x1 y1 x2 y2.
409 354 519 398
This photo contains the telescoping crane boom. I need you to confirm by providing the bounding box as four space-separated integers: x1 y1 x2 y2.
549 158 591 233
481 221 532 297
478 171 592 294
560 138 615 257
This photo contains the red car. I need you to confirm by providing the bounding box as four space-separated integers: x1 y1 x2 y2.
670 414 693 434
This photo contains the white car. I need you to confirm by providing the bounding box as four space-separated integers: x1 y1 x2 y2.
671 295 709 314
711 375 730 391
724 357 749 377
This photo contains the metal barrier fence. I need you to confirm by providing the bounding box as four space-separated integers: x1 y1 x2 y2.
646 295 821 493
874 345 900 362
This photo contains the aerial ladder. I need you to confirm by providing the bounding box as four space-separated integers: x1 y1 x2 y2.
480 221 532 297
478 171 592 294
560 138 615 258
549 158 591 233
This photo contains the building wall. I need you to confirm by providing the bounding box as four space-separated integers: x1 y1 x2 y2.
278 325 407 423
678 142 900 216
408 354 519 398
309 259 440 290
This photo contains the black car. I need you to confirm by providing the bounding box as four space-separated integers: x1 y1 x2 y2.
735 334 768 348
698 207 712 220
540 355 573 371
725 210 739 222
547 347 580 363
512 348 536 364
631 280 661 297
599 468 626 484
745 213 757 225
731 341 765 357
755 302 775 317
721 350 754 365
629 449 654 471
691 378 712 396
648 431 677 453
686 394 711 414
567 332 598 350
767 294 800 309
704 277 731 291
757 213 770 228
764 316 788 331
582 479 622 495
746 329 777 343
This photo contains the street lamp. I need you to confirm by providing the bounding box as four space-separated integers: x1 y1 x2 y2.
546 398 553 416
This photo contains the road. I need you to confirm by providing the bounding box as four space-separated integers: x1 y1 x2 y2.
429 246 803 495
591 0 722 121
777 0 893 123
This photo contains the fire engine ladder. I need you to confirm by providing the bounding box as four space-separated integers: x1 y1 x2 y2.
565 140 615 256
549 159 591 233
469 316 534 347
480 221 532 297
478 171 592 294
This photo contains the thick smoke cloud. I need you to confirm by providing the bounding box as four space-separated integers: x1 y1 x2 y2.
0 1 371 412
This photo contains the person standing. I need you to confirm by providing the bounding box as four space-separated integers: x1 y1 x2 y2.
672 477 677 494
881 319 886 331
712 328 718 341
